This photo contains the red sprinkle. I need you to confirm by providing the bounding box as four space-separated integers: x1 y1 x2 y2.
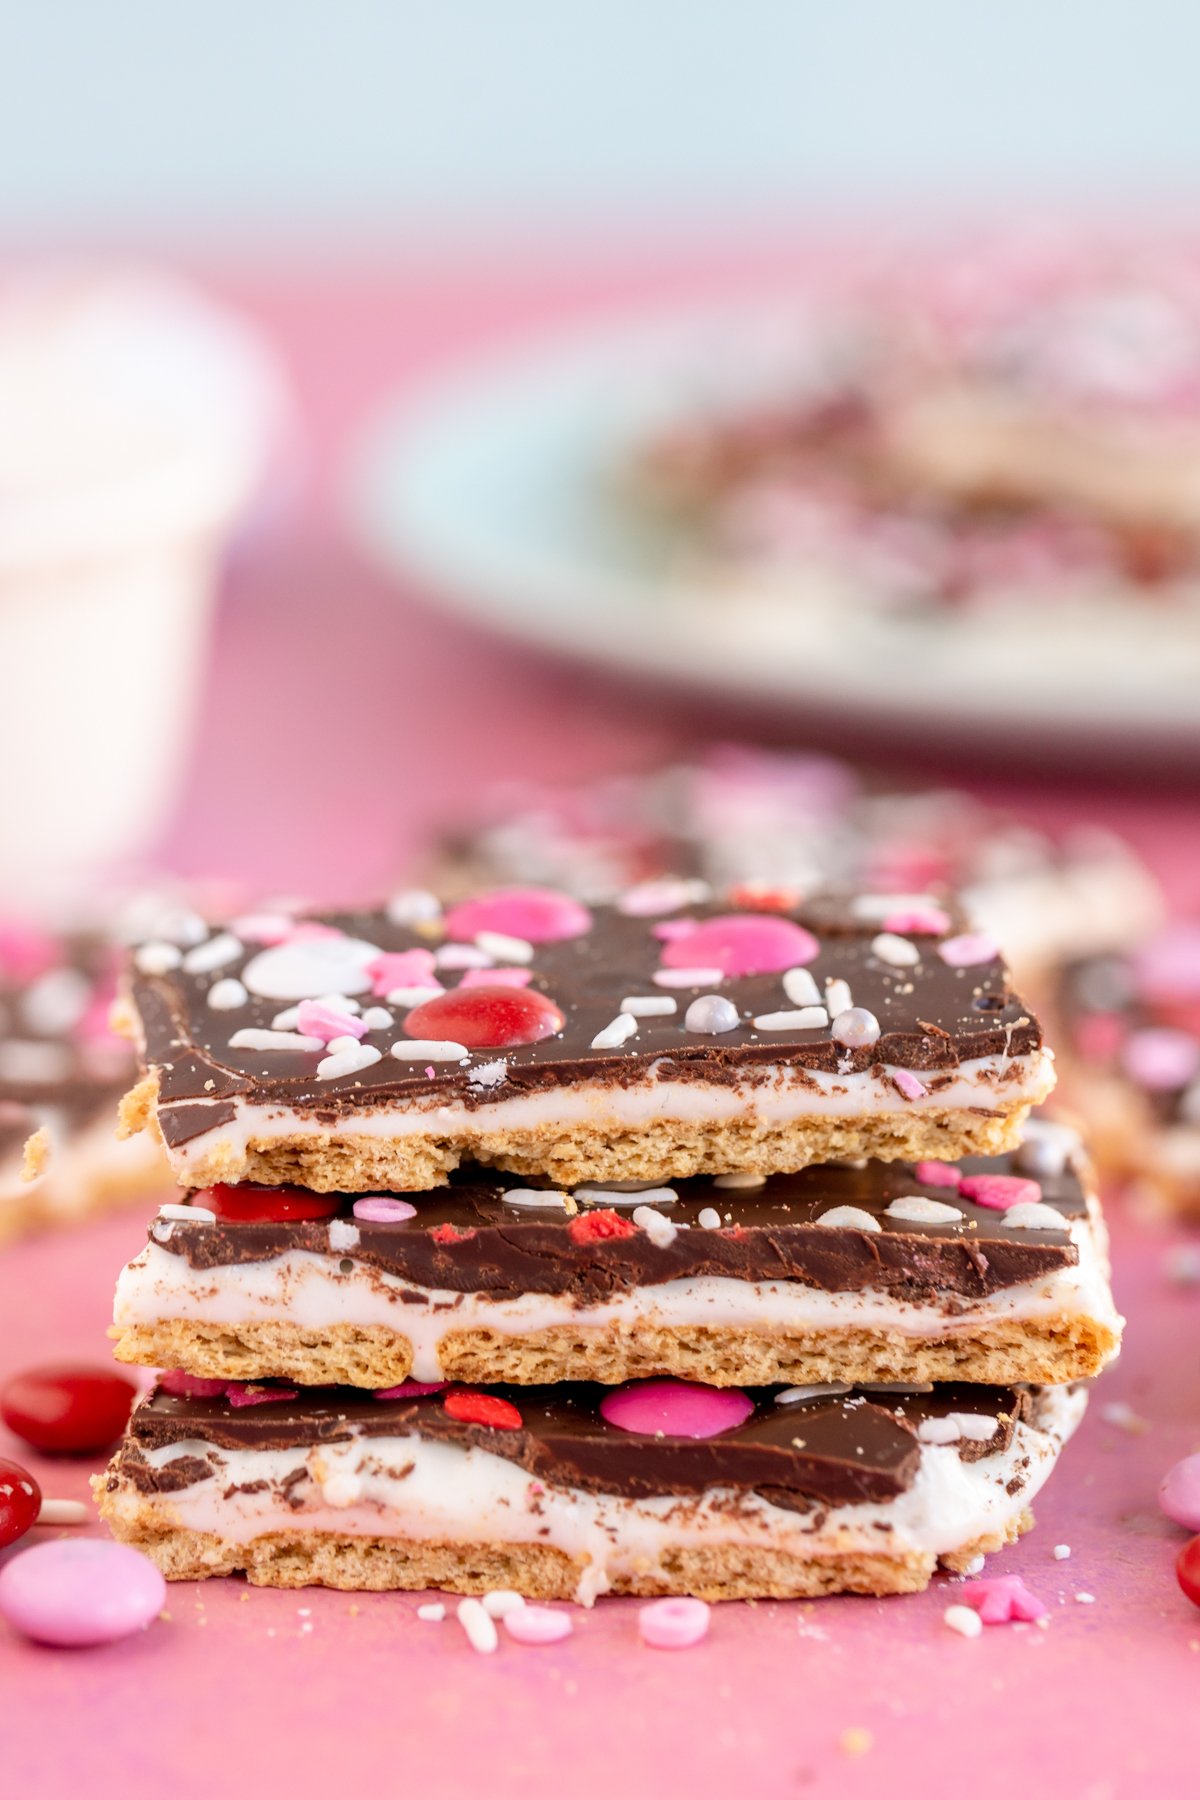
430 1223 477 1245
198 1183 341 1224
569 1209 639 1244
443 1390 523 1431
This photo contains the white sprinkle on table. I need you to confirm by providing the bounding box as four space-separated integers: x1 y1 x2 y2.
1053 1545 1071 1560
943 1605 983 1639
417 1602 446 1622
456 1597 499 1653
481 1590 526 1620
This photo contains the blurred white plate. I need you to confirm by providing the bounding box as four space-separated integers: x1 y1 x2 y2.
348 296 1200 762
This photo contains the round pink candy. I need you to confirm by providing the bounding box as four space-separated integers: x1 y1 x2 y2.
1120 1027 1200 1091
638 1597 711 1649
883 906 951 936
443 888 592 944
1160 1453 1200 1531
914 1160 962 1189
600 1379 754 1439
1133 924 1200 1006
0 1539 166 1646
353 1196 418 1223
504 1605 573 1645
938 932 999 968
659 915 818 979
958 1174 1042 1211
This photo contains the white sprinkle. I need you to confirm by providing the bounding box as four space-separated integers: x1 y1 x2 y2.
918 1417 962 1444
943 1605 983 1639
391 1040 468 1061
481 1590 526 1620
776 1383 852 1404
456 1597 499 1654
1075 1592 1096 1605
1053 1545 1071 1560
321 1471 363 1509
653 967 725 988
1100 1401 1145 1433
962 1555 986 1576
752 1006 828 1031
158 1203 216 1224
271 1005 302 1029
871 932 920 968
886 1195 963 1224
469 1058 508 1090
832 1006 881 1048
436 943 492 970
359 1006 394 1031
714 1172 766 1190
1004 1201 1071 1230
824 979 853 1018
684 994 740 1034
698 1207 722 1230
591 1013 638 1051
417 1602 446 1622
782 967 821 1007
475 931 534 964
150 907 209 947
36 1498 88 1526
633 1205 678 1247
387 985 445 1008
816 1206 881 1231
948 1412 999 1442
328 1219 360 1253
578 1184 678 1208
229 1028 324 1053
316 1043 382 1081
503 1188 570 1210
183 932 243 975
387 889 442 926
853 893 940 922
22 969 91 1035
135 941 182 975
207 978 249 1011
620 995 677 1017
325 1034 363 1055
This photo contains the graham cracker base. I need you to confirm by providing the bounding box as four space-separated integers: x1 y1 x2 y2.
95 1485 1035 1598
110 1310 1120 1391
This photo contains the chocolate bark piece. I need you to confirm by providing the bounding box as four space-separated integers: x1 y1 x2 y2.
116 1378 1031 1512
0 929 132 1137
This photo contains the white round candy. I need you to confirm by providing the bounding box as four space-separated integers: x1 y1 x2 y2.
831 1007 881 1048
242 937 381 1001
684 995 740 1034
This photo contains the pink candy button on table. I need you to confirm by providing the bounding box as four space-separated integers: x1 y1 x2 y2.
1160 1453 1200 1532
504 1606 574 1646
638 1598 711 1649
600 1379 755 1438
0 1540 166 1647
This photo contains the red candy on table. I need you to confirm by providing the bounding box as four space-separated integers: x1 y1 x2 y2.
0 1457 41 1549
197 1183 341 1223
404 985 564 1049
2 1365 137 1455
442 1390 523 1431
1176 1536 1200 1608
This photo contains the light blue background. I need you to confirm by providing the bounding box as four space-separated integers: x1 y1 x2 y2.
2 1 1197 240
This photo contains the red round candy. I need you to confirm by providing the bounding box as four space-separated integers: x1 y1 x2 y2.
2 1366 137 1455
443 1390 523 1431
196 1183 341 1223
0 1456 41 1548
405 985 564 1049
1177 1536 1200 1608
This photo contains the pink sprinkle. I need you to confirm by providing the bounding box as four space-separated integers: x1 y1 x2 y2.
230 912 294 945
459 967 532 989
1120 1027 1200 1092
961 1575 1048 1624
225 1384 299 1408
504 1606 574 1645
373 1381 447 1399
653 919 698 942
296 1000 367 1043
287 921 344 943
638 1597 711 1649
892 1068 927 1101
367 949 437 998
600 1379 754 1440
0 922 60 983
157 1369 228 1399
915 1160 962 1189
959 1174 1043 1211
425 1066 435 1079
660 915 818 979
353 1196 417 1223
443 888 592 945
883 906 951 936
938 932 1000 968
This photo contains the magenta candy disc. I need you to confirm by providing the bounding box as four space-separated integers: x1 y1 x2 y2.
353 1196 417 1223
660 915 817 979
0 1539 166 1646
1160 1453 1200 1532
599 1379 754 1439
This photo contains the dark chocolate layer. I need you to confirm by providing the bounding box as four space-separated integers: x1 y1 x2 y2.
1 930 132 1139
148 1147 1085 1306
117 1379 1034 1511
128 895 1043 1151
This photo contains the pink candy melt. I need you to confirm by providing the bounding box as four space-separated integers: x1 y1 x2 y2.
1120 1027 1200 1091
296 1001 367 1043
373 1381 446 1399
0 1540 166 1647
157 1370 229 1399
961 1575 1048 1624
0 922 60 983
443 887 592 944
892 1069 927 1100
938 932 999 968
459 967 532 989
367 949 437 997
353 1196 418 1223
638 1597 711 1649
599 1379 755 1439
660 915 818 978
959 1174 1043 1211
915 1160 962 1189
504 1606 574 1645
1160 1453 1200 1532
882 906 951 935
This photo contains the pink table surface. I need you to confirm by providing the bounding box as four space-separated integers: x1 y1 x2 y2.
2 249 1199 1797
